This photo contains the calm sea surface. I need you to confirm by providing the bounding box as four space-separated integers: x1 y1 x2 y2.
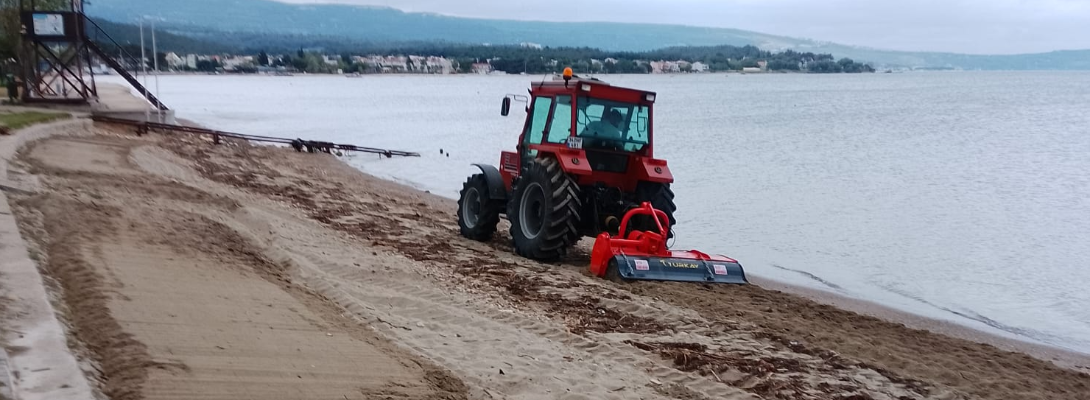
100 71 1090 353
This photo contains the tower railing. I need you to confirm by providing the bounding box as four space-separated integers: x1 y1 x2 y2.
82 14 168 110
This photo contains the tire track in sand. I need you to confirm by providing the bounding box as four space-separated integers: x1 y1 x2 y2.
154 134 954 400
130 144 709 399
214 204 723 400
13 136 467 400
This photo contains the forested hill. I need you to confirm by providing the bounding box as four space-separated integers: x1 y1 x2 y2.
84 0 795 52
83 0 1090 70
88 19 238 55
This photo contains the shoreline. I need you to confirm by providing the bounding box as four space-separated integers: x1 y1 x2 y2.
367 169 1090 370
155 77 1090 369
234 106 1090 372
180 129 1089 399
175 106 1090 370
346 150 1085 365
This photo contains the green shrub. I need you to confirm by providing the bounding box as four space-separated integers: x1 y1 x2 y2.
0 111 69 131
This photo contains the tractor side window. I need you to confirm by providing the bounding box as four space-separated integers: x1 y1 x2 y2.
546 95 573 144
523 97 553 157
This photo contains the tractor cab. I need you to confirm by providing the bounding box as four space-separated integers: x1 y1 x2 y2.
505 72 655 156
498 69 669 194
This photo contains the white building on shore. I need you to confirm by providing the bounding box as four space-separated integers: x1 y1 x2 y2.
222 56 255 71
164 52 185 70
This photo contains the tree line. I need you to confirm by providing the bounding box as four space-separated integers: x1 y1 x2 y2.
254 44 874 74
334 43 874 74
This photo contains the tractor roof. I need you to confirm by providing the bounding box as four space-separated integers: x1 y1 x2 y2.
553 74 609 85
531 74 657 103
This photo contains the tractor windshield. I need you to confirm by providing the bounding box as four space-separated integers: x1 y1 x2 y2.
576 97 649 152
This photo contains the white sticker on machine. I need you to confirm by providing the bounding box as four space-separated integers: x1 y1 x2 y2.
634 260 650 271
713 264 729 275
567 136 583 149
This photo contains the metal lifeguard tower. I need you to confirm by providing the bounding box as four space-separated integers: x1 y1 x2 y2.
16 0 166 110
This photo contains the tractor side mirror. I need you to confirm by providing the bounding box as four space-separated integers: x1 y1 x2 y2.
501 94 528 117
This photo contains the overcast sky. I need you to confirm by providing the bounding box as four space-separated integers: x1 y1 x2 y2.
277 0 1089 54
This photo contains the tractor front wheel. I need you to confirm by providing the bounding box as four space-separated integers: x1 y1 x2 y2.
508 157 582 261
457 173 502 241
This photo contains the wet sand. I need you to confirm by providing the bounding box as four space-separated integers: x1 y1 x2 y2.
7 133 465 400
0 100 1088 399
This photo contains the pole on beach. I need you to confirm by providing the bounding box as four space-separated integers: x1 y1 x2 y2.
152 21 161 123
139 20 149 124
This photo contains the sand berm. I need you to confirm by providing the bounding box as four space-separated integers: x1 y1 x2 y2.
1 104 1089 399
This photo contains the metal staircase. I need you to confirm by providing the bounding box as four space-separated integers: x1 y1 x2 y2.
83 14 169 111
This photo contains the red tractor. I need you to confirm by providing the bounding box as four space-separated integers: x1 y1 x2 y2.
457 69 746 284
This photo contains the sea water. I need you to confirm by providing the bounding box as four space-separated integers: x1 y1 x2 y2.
99 71 1090 354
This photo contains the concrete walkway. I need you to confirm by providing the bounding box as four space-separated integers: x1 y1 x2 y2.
91 84 176 124
0 117 97 400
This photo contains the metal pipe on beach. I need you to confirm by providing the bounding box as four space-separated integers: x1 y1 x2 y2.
152 21 162 123
139 20 149 123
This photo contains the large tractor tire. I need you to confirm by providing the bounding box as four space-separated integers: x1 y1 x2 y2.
631 181 677 239
507 157 582 261
457 173 502 241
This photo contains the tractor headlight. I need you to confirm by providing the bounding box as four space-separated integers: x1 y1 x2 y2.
580 84 591 92
645 94 656 102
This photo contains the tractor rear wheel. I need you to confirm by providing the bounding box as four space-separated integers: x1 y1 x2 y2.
631 182 677 239
457 173 501 241
508 157 582 261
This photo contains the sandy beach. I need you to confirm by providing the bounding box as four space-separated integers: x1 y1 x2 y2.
1 97 1089 399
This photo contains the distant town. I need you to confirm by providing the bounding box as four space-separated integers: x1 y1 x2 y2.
146 53 758 75
96 43 876 76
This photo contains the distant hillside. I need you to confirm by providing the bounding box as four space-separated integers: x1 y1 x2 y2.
85 0 1090 70
88 19 239 55
831 47 1090 70
84 0 804 51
